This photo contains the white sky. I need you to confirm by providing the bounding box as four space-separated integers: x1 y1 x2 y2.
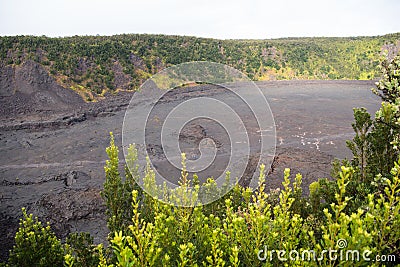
0 0 399 39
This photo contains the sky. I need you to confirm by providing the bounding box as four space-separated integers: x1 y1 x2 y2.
0 0 399 39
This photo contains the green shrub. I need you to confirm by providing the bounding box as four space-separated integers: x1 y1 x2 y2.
7 139 400 266
8 208 64 267
108 151 400 266
101 133 137 238
64 232 101 267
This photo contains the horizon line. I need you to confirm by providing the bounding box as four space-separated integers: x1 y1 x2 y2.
1 32 399 41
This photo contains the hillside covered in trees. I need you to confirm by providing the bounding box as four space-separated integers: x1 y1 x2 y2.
0 33 399 100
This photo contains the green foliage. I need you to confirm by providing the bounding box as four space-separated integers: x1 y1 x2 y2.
372 53 400 103
101 132 136 237
7 133 400 266
346 107 372 181
368 102 399 179
108 148 400 266
110 190 163 266
368 53 400 178
64 232 101 267
102 141 317 266
8 208 64 267
368 159 400 256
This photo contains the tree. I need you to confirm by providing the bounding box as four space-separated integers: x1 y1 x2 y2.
368 53 400 179
346 107 372 181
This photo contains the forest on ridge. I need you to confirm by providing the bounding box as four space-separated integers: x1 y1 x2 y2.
1 33 399 100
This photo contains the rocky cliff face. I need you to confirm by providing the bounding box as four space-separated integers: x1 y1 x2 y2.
0 60 84 119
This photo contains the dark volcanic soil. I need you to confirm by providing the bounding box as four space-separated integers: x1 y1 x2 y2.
0 71 380 261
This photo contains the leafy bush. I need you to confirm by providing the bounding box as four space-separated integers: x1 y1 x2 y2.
107 147 400 266
64 233 101 267
101 133 137 237
7 208 64 267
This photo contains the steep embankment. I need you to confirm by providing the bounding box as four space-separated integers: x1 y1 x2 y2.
0 60 134 130
0 60 84 118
